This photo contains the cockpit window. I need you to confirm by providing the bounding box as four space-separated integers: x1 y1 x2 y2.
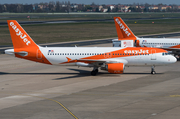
162 53 170 56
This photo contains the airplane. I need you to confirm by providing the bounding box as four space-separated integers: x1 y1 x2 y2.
114 17 180 58
5 20 176 75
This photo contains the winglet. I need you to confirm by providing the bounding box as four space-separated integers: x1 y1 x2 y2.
114 17 136 40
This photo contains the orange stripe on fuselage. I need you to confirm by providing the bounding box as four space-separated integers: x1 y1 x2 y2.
61 47 166 64
170 44 180 49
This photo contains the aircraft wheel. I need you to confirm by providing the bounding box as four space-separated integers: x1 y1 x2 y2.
151 71 156 75
91 71 97 76
151 66 156 75
95 69 98 73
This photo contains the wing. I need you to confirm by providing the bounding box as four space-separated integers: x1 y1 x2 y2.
161 48 180 51
61 57 128 67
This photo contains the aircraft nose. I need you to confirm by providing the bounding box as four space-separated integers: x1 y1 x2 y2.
169 56 177 63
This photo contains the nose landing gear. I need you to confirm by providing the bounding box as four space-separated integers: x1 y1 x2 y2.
151 66 156 75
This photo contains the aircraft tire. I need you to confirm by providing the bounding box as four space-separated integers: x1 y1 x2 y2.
151 71 156 75
91 71 97 76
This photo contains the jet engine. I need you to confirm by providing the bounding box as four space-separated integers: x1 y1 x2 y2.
103 63 124 74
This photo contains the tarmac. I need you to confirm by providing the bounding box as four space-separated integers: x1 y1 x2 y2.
1 43 180 119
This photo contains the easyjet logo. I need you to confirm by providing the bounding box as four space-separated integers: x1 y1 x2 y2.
115 18 131 37
10 22 31 45
124 49 149 54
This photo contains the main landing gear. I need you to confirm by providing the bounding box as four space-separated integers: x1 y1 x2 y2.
151 66 156 75
91 67 98 76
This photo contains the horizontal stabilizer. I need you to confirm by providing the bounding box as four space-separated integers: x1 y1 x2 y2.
5 49 28 56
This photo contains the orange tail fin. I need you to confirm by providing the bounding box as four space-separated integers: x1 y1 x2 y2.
7 20 51 65
114 17 136 40
7 20 38 49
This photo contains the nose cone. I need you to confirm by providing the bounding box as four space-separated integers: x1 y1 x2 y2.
169 55 177 63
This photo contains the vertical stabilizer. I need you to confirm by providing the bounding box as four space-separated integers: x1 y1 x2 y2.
7 20 38 49
7 20 51 65
114 17 136 40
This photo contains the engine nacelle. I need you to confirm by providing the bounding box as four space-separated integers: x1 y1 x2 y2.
105 63 124 74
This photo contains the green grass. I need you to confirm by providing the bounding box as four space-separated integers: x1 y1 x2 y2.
1 12 180 22
126 18 180 24
1 16 180 46
0 22 118 45
126 18 180 35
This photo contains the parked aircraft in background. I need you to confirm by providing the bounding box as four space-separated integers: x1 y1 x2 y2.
114 17 180 58
5 20 176 75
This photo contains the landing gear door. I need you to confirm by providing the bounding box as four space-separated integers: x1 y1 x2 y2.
151 50 156 60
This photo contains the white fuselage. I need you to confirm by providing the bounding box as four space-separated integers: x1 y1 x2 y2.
5 19 177 75
39 47 176 66
138 38 180 48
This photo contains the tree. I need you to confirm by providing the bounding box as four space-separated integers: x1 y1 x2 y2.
56 1 60 12
107 6 111 12
91 2 95 6
23 5 33 13
0 5 3 13
95 7 99 12
7 4 18 13
49 1 55 12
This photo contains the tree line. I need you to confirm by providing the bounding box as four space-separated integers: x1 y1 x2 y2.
0 2 180 13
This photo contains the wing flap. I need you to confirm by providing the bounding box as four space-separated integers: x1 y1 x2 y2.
162 48 180 51
62 57 128 66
